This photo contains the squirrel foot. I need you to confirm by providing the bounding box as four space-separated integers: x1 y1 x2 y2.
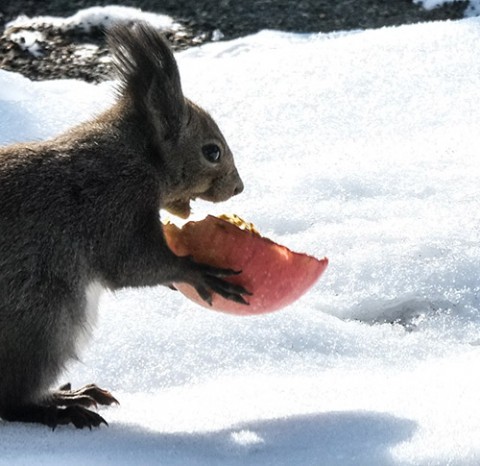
52 383 119 408
1 383 117 429
2 403 108 429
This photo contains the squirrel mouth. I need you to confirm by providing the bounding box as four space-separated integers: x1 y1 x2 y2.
164 198 193 219
164 186 219 219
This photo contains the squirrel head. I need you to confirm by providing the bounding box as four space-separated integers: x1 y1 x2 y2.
108 23 244 218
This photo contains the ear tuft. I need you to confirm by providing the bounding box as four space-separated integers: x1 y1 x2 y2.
107 22 186 140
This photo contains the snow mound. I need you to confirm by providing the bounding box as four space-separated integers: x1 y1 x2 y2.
6 5 181 33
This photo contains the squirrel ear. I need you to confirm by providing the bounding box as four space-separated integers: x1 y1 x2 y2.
108 22 186 140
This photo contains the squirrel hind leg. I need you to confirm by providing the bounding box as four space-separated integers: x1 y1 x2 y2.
1 403 108 429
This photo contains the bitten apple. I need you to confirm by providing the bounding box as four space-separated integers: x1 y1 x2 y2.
164 215 328 315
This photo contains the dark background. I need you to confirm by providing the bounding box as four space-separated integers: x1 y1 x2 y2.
0 1 470 81
0 0 468 39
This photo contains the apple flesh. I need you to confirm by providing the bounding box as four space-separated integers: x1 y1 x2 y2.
163 215 328 315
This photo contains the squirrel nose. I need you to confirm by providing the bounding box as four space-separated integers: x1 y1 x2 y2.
233 179 244 196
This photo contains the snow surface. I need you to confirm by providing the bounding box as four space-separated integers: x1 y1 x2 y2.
1 11 480 466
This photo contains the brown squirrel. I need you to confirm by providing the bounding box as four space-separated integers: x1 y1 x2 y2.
0 23 249 429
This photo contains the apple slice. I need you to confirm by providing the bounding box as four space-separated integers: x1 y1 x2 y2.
163 215 328 315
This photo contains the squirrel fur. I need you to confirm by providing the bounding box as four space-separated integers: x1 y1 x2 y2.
0 23 247 428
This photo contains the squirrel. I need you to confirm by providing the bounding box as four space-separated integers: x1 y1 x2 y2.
0 23 249 429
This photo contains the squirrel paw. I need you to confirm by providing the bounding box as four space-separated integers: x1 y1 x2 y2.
1 403 108 429
53 405 109 429
52 383 119 409
181 258 252 306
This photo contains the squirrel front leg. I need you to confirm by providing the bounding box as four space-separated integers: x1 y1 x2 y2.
98 216 250 305
163 254 250 306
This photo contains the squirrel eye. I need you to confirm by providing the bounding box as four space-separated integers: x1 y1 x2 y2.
202 144 221 163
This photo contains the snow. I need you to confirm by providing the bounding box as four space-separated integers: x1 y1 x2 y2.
414 0 459 10
465 0 480 15
1 9 480 466
7 30 45 58
5 6 180 60
415 0 480 16
6 5 180 33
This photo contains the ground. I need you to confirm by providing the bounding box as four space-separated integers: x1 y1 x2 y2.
0 0 470 81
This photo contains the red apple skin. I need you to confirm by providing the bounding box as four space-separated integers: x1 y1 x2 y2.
164 216 328 315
